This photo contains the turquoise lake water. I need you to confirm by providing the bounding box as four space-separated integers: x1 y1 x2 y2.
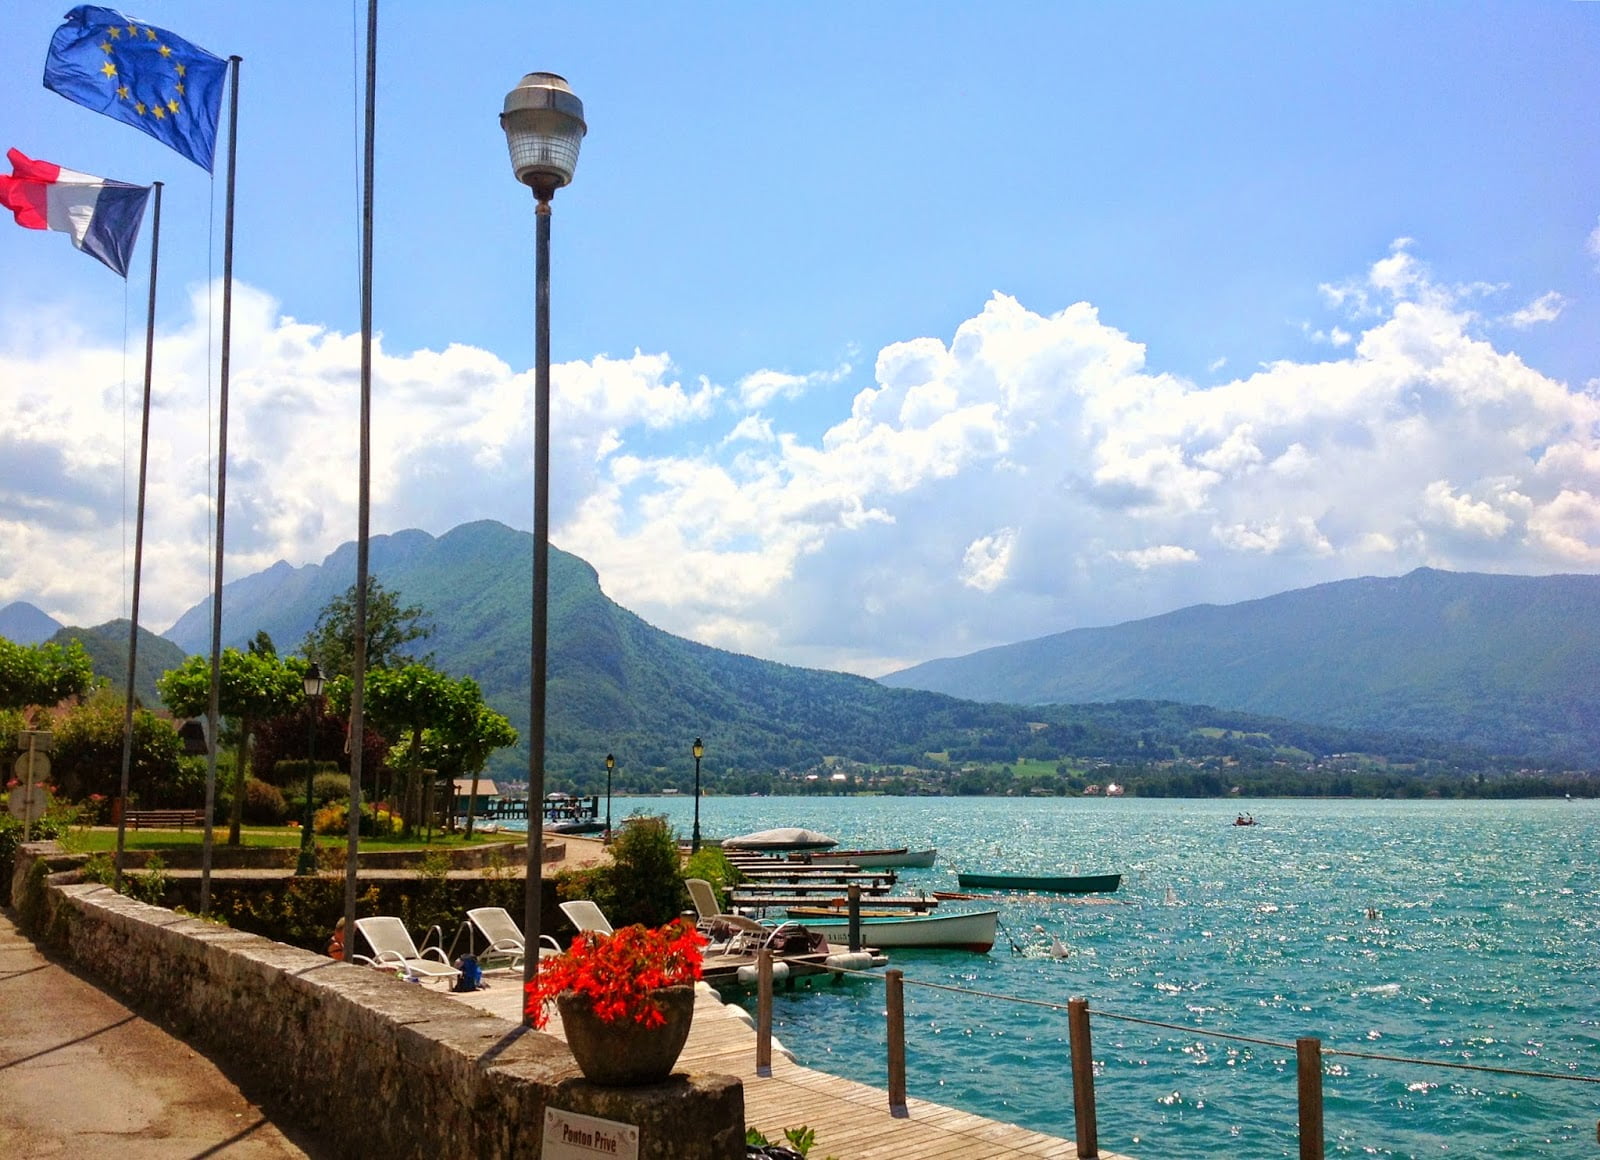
572 795 1599 1158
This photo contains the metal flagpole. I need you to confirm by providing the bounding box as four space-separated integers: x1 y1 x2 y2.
113 180 162 893
200 55 242 916
344 0 379 948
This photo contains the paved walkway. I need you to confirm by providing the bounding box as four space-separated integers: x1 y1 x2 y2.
0 908 324 1159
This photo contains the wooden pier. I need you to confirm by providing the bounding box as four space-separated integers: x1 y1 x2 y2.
446 976 1131 1159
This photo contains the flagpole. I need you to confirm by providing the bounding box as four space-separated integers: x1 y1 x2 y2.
200 55 243 916
113 180 162 893
344 0 379 947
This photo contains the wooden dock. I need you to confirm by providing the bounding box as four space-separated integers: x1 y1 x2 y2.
444 975 1130 1159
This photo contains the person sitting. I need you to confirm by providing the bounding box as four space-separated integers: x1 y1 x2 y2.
327 917 346 960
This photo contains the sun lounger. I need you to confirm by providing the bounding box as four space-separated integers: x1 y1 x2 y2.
352 916 460 983
465 906 563 969
685 877 771 951
557 899 613 937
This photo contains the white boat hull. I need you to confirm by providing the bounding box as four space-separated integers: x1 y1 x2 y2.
794 908 999 953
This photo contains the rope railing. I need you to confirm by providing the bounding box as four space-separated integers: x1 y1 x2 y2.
747 954 1599 1160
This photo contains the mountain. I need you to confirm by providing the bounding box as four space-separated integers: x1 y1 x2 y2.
51 621 188 708
158 521 1095 777
1 601 64 645
879 568 1600 761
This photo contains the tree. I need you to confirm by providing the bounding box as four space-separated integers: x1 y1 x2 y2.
362 664 465 834
0 636 96 711
412 689 517 837
157 650 305 844
300 577 433 678
51 688 183 803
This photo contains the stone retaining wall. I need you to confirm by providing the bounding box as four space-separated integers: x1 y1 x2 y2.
11 844 743 1159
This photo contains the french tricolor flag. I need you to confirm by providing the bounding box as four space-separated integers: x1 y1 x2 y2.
1 148 150 277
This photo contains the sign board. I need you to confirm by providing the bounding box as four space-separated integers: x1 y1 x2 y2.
8 785 47 819
542 1108 639 1160
13 750 51 783
18 729 53 751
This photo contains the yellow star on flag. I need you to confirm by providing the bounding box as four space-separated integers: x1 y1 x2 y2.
100 61 116 79
134 101 146 115
144 27 157 40
167 99 180 114
152 106 165 119
99 41 112 54
159 44 172 58
107 25 121 38
116 84 129 99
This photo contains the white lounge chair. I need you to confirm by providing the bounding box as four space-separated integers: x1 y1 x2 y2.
465 906 563 969
352 916 460 984
685 878 770 951
558 899 613 937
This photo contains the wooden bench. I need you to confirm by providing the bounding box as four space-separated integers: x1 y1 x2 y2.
124 808 207 830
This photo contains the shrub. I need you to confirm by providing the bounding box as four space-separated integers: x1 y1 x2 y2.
241 778 287 825
312 771 350 805
603 814 684 928
0 810 71 886
682 846 741 902
314 801 399 836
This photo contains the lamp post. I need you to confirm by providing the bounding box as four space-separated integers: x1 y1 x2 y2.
604 752 614 837
691 737 704 854
502 71 586 1000
296 662 326 876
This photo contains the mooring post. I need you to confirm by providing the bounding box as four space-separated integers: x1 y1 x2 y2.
1068 997 1099 1158
886 968 906 1111
1297 1037 1325 1160
756 949 773 1072
848 883 862 952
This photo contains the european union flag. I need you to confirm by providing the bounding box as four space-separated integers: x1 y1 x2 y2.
44 6 227 173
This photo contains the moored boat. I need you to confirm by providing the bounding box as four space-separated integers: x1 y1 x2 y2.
722 827 839 852
779 907 999 953
956 871 1121 895
801 847 937 869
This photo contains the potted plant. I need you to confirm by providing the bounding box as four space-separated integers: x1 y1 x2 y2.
525 918 707 1085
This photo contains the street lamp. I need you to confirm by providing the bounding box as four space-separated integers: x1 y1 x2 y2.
691 737 704 854
604 752 615 836
296 662 326 876
502 71 586 1000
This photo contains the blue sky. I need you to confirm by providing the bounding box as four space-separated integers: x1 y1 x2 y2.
3 2 1598 675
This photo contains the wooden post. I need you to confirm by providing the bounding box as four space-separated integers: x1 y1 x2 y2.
1068 998 1099 1158
756 949 773 1072
848 883 862 952
1297 1037 1324 1160
886 968 906 1111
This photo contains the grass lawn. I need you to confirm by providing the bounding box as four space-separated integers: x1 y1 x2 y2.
62 825 512 854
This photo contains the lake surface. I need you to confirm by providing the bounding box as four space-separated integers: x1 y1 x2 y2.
585 795 1600 1158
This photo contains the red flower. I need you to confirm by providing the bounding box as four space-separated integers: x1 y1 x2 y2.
524 919 705 1029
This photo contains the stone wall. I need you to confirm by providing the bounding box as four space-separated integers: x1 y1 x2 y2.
12 845 744 1159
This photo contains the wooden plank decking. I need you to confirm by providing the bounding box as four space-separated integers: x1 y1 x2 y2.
444 975 1132 1160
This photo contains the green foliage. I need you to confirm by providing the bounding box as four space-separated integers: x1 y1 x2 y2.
682 847 740 902
398 849 457 936
0 635 96 710
220 876 377 949
48 689 183 802
598 814 684 928
0 810 71 885
301 576 434 677
241 778 287 825
745 1126 833 1159
312 771 351 804
158 648 308 844
123 854 169 905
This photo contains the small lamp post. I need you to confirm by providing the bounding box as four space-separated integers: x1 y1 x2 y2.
296 662 326 876
502 70 586 999
691 737 704 854
604 752 615 836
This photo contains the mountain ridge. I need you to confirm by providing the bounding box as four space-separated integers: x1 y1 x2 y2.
880 567 1600 759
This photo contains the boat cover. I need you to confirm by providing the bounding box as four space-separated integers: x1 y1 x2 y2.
722 827 839 851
